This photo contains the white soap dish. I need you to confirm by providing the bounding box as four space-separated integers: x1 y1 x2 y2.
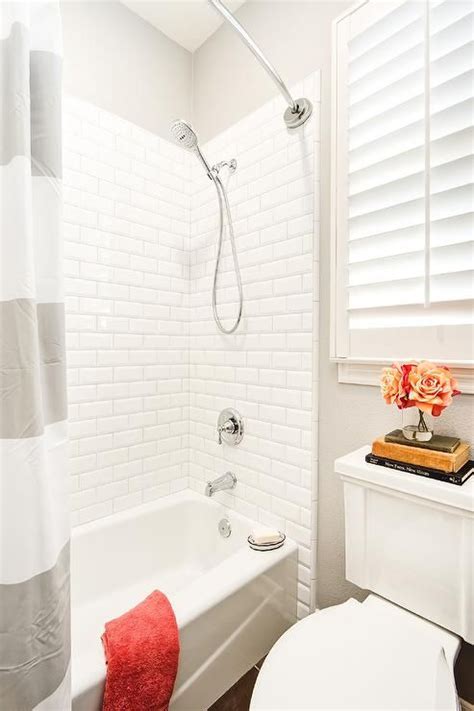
248 532 286 551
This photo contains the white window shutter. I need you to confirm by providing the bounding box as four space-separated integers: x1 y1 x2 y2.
333 0 474 364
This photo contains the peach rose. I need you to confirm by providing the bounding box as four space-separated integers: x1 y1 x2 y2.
381 362 418 409
381 366 400 405
407 361 460 416
381 364 404 407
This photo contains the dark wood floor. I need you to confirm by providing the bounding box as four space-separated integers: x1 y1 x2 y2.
209 658 265 711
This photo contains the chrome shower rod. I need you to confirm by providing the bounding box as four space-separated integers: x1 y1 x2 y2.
208 0 312 129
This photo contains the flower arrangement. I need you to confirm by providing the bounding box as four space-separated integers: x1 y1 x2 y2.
381 361 460 440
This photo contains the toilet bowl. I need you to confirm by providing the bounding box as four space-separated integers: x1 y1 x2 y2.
250 596 460 710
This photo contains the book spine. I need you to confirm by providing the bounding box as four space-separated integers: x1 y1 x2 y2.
365 453 464 485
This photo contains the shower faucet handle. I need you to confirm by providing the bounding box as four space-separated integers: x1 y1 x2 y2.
218 418 237 444
217 408 244 446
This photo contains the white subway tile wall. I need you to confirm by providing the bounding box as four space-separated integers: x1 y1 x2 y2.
64 71 319 615
63 98 192 526
188 73 320 615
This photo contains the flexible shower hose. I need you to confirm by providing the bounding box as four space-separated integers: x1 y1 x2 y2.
210 171 243 334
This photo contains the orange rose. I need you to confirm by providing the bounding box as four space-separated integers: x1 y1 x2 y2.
407 361 460 416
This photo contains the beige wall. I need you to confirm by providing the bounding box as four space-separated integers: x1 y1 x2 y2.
61 1 192 139
193 3 474 698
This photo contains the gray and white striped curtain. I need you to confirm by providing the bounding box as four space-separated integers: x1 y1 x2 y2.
0 2 70 709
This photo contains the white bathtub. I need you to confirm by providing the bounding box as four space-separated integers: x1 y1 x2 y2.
71 490 297 710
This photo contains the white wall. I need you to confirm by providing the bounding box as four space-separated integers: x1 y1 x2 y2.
63 2 337 609
60 12 321 619
63 77 320 620
61 1 192 140
63 98 191 524
188 72 320 617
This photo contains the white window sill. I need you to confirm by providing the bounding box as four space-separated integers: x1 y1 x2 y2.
334 359 474 395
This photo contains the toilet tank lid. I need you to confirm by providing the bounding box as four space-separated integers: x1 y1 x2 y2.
335 446 474 513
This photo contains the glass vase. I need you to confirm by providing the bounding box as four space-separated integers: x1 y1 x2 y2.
402 408 433 442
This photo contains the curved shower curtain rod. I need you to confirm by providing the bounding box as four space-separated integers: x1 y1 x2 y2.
208 0 312 129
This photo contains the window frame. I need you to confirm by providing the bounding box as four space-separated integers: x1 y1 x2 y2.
330 0 474 393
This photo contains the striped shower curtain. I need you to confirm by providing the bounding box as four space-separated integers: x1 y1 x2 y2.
0 2 70 709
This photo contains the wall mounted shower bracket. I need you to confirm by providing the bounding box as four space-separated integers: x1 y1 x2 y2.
217 408 244 446
212 158 237 176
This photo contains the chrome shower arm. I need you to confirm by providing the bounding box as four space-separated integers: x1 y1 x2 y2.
208 0 296 111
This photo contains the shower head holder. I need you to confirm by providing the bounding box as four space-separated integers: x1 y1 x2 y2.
212 159 237 176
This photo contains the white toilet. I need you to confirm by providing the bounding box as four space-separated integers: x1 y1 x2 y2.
251 446 474 710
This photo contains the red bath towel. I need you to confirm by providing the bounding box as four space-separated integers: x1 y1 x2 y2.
101 590 180 711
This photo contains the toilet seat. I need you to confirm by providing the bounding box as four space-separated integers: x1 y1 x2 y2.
250 596 460 711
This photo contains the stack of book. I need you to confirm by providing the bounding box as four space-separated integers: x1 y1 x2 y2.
366 430 473 486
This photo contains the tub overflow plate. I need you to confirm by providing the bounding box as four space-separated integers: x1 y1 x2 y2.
218 518 232 538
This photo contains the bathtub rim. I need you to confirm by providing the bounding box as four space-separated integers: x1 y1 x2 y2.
71 490 298 624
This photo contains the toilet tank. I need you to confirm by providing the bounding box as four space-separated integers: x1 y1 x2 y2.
335 446 474 643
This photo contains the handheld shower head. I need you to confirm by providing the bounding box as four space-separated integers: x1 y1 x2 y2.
170 119 243 335
170 119 198 151
170 119 212 177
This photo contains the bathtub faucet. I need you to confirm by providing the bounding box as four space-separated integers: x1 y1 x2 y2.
205 471 237 497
